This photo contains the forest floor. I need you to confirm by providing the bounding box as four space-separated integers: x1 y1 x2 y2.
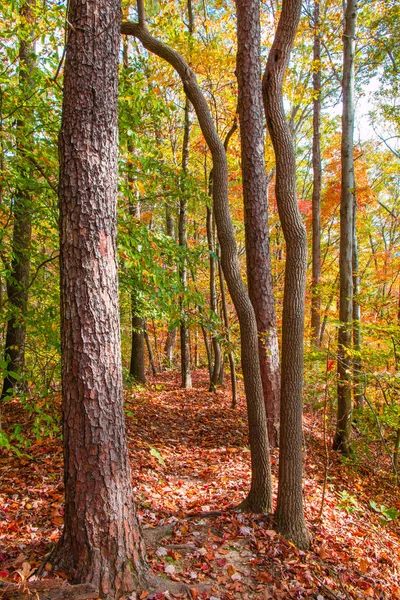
1 369 400 599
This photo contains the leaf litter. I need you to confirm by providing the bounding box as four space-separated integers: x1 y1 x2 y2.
1 369 400 599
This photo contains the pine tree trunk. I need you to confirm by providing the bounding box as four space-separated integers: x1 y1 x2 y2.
334 0 357 455
1 0 34 402
311 0 322 347
51 1 148 595
262 0 311 549
236 0 280 448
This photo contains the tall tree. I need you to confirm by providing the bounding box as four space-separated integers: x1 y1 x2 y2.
310 0 322 347
236 0 281 447
122 0 273 512
178 0 194 389
262 0 311 549
48 0 148 594
1 0 34 402
334 0 357 455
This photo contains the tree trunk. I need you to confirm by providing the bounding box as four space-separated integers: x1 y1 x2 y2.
218 258 237 408
207 206 222 392
311 0 322 347
262 0 311 549
144 323 157 376
352 197 363 407
122 5 272 513
179 95 192 389
130 293 146 384
236 0 280 448
1 0 34 403
334 0 357 455
50 0 148 595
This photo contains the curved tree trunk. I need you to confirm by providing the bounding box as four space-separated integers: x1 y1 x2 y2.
262 0 311 549
122 4 272 513
236 0 280 448
49 0 149 595
334 0 357 455
218 258 237 409
1 0 34 403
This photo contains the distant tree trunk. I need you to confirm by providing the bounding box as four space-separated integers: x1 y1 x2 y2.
236 0 280 448
122 3 272 512
218 258 237 408
311 0 322 347
1 0 34 403
352 198 363 407
207 205 221 392
263 0 311 549
144 323 157 376
178 0 193 390
130 293 146 384
334 0 357 455
164 195 177 368
49 0 149 594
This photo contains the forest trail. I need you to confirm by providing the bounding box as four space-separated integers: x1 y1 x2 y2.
1 370 400 599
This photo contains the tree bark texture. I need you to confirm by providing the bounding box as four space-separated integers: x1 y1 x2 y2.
122 11 272 513
51 1 148 596
1 0 34 402
236 0 281 448
311 0 322 347
144 323 157 376
262 0 311 549
334 0 357 455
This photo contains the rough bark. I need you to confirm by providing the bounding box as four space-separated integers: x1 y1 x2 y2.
49 0 148 596
122 5 272 512
262 0 311 549
1 0 34 402
236 0 280 448
311 0 322 347
334 0 357 455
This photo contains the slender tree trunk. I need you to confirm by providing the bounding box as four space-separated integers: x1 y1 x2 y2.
164 203 177 368
122 4 272 512
130 292 146 384
334 0 357 455
262 0 311 549
236 0 280 448
1 0 34 402
218 258 237 409
179 98 192 389
207 206 222 392
178 0 194 390
49 1 149 594
352 197 363 407
144 323 157 376
311 0 322 347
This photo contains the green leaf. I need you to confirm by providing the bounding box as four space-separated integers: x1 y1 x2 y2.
150 446 166 466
